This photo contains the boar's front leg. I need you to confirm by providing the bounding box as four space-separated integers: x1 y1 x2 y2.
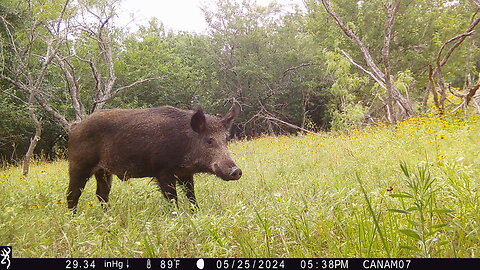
155 172 178 206
67 162 94 212
177 173 198 210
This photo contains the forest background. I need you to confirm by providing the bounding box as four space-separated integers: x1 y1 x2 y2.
1 0 479 167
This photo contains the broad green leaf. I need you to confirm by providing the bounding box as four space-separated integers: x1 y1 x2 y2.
400 161 410 177
400 245 420 252
390 193 412 198
407 220 419 227
429 209 454 214
430 223 449 229
399 229 422 240
388 209 410 214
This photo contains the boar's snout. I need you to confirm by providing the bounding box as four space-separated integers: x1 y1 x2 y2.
213 162 242 181
229 166 242 180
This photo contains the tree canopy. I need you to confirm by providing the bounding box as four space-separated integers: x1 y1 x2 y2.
1 0 479 164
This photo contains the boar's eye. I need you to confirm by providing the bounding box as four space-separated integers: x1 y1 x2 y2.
205 138 215 147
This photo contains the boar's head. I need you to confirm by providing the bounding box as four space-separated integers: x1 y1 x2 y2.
188 103 242 181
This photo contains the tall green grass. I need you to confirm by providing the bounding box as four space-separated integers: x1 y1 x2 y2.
0 113 479 257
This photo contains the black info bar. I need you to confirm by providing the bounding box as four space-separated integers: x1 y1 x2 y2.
2 258 479 270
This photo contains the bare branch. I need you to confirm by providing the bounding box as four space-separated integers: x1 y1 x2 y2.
0 87 29 105
0 16 20 59
282 63 315 77
92 76 168 108
382 0 401 69
382 0 400 94
280 63 322 89
0 74 27 90
473 0 480 8
260 112 320 135
34 94 70 131
54 54 85 121
465 75 480 104
438 27 478 68
448 85 464 98
32 38 57 90
450 74 480 113
75 55 103 95
428 64 440 108
23 89 42 176
433 16 480 110
321 0 385 81
57 0 71 31
75 3 119 112
340 50 386 90
111 76 167 97
322 0 414 119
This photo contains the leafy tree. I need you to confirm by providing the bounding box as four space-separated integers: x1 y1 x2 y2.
113 19 212 110
306 0 479 120
1 0 479 164
203 0 332 136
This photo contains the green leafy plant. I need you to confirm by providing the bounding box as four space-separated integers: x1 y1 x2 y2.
389 161 453 257
355 173 391 257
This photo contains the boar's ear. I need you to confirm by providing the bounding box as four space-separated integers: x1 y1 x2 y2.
220 102 240 130
191 108 207 134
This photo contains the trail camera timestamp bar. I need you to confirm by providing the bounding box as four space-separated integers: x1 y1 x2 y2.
3 258 480 270
300 259 349 269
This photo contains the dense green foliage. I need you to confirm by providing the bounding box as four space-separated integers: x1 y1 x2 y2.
1 0 479 163
1 113 479 257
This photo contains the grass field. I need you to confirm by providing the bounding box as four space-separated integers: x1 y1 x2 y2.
1 113 480 258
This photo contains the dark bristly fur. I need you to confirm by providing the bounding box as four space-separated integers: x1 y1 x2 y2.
67 104 242 211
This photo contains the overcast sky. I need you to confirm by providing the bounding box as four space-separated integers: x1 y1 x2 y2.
117 0 305 33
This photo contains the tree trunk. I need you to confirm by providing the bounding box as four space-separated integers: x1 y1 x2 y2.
432 16 480 113
23 95 42 176
473 93 480 113
322 0 415 122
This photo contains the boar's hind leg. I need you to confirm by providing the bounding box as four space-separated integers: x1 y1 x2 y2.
95 169 113 208
155 172 178 206
177 174 198 210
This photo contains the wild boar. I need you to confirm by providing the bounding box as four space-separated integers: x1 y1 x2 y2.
67 104 242 211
